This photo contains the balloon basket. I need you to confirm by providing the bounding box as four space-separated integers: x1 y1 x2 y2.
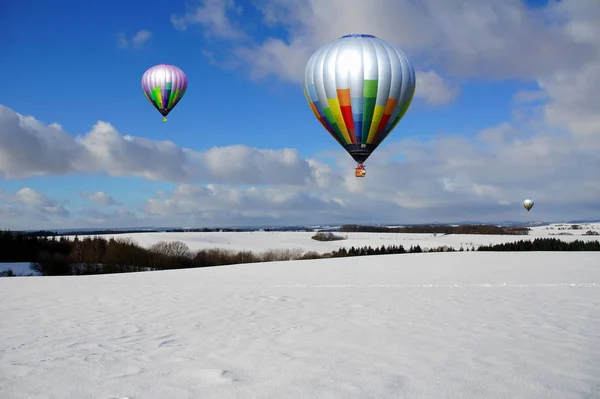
355 168 366 178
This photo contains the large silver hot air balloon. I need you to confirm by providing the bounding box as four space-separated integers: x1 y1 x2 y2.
303 34 416 177
141 64 188 122
523 199 534 211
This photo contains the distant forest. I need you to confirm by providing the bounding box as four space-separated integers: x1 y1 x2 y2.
18 223 530 237
339 224 531 235
14 223 600 238
20 227 257 237
0 230 598 277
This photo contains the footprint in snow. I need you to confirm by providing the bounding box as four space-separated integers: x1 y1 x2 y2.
182 368 240 385
257 295 291 302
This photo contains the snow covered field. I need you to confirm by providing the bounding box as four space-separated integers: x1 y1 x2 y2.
61 222 600 255
1 222 598 277
1 252 599 398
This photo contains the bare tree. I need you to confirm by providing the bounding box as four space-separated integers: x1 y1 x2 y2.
150 240 191 258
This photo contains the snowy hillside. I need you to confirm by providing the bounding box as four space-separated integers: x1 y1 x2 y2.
1 252 599 398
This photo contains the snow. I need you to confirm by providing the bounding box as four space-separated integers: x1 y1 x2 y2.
1 251 599 398
60 221 600 254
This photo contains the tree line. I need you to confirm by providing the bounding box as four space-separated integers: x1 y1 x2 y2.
339 224 531 235
476 238 600 251
0 230 598 277
20 227 252 238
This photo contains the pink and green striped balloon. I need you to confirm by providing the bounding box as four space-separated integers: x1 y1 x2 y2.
141 64 188 122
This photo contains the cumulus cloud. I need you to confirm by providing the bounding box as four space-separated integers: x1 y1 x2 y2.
0 105 316 185
0 188 145 230
170 0 246 40
536 1 600 138
170 0 595 108
0 188 70 227
14 188 69 217
165 0 600 218
415 71 459 105
143 183 344 224
77 206 144 227
80 191 118 207
142 118 600 224
117 29 152 48
172 1 477 106
1 101 599 229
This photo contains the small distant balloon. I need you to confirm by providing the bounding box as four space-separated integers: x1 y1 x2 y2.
141 64 188 122
523 199 534 211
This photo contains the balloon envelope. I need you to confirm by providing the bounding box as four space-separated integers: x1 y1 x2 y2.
141 64 188 121
303 34 416 164
523 199 534 211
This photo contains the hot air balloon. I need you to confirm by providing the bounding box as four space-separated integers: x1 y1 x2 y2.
523 199 534 211
141 64 188 122
303 34 416 177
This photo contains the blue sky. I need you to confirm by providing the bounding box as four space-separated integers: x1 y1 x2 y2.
1 0 599 229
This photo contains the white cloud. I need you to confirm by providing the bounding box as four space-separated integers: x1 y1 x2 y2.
477 123 518 144
0 187 145 230
77 206 143 227
513 90 548 103
172 1 466 106
141 120 600 223
517 0 600 147
0 105 316 186
131 30 152 47
171 0 595 105
117 29 152 48
1 103 598 229
170 0 246 40
165 0 600 216
186 145 313 185
415 70 459 105
80 191 117 207
143 183 343 224
12 188 69 219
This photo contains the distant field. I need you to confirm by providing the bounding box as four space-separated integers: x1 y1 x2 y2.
61 222 600 254
2 222 599 276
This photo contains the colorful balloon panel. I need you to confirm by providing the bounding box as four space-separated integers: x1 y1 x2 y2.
141 64 188 121
304 34 416 163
